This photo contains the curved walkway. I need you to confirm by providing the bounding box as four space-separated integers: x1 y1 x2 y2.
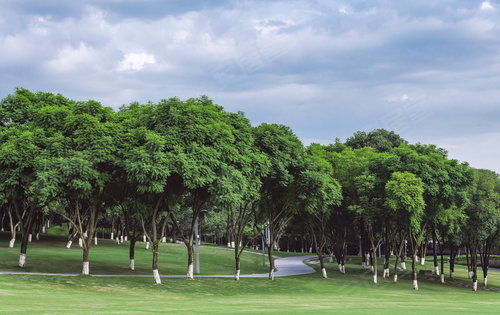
0 255 317 278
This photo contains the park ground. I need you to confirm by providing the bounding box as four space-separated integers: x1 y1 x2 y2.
1 233 500 314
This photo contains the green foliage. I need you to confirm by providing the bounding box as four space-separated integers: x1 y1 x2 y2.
385 172 426 234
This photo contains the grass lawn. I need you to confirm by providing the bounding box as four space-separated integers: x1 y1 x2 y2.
0 232 268 275
1 232 500 314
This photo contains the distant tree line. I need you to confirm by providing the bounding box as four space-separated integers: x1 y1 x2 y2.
1 88 499 291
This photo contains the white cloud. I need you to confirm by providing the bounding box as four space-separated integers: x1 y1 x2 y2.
480 1 495 10
118 52 156 71
44 42 101 73
339 7 350 15
386 94 411 102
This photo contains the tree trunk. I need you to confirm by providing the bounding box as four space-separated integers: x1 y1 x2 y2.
268 245 275 280
19 209 35 268
82 246 90 275
129 237 136 270
466 246 472 278
319 253 327 278
383 243 390 278
235 252 241 281
432 229 439 275
372 246 378 284
152 241 161 284
471 245 478 291
187 240 194 280
449 244 455 279
439 238 444 284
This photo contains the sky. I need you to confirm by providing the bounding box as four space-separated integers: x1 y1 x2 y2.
0 0 499 173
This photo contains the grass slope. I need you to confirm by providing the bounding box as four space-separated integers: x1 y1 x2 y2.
0 232 268 275
1 233 500 314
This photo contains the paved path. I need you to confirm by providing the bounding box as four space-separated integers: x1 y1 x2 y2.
0 255 317 278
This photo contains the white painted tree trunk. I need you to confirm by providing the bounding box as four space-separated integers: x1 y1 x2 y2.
42 226 46 233
383 268 389 278
28 234 32 243
187 263 194 280
338 264 343 273
401 262 406 270
120 235 124 243
153 269 161 284
269 269 274 280
116 237 120 244
473 280 477 291
342 264 345 274
146 241 149 250
413 280 419 290
484 276 488 287
66 240 72 249
393 274 398 283
111 232 114 240
47 220 50 228
78 238 83 248
370 266 374 272
434 266 440 275
322 268 328 278
143 235 146 242
227 242 231 247
129 259 135 271
235 269 240 280
468 271 474 279
373 274 377 284
440 274 445 284
19 253 26 267
124 236 128 241
420 257 425 265
162 236 166 243
94 237 98 245
83 231 88 238
9 238 15 248
36 233 39 240
82 261 89 275
231 241 235 248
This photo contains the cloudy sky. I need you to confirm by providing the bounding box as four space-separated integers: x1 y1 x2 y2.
1 0 499 173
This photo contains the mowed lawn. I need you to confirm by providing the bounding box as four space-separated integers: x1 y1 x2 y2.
2 234 500 314
0 232 268 276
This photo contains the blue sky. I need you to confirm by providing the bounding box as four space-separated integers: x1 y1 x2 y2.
1 0 499 173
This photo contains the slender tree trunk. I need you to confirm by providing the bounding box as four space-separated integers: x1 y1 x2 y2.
449 244 455 279
466 246 472 278
186 234 195 280
19 209 35 268
432 229 439 275
393 236 405 283
267 245 275 280
152 241 160 284
439 238 444 284
129 237 136 270
235 253 241 280
82 246 90 275
410 230 419 290
471 245 478 291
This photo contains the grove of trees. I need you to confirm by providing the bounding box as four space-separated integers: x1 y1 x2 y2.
1 88 499 291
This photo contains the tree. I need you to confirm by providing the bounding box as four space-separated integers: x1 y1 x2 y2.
462 169 500 291
300 145 342 278
385 171 426 290
254 123 305 280
345 129 407 153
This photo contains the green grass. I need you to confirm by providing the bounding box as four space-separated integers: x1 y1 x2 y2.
0 232 268 275
2 232 500 314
